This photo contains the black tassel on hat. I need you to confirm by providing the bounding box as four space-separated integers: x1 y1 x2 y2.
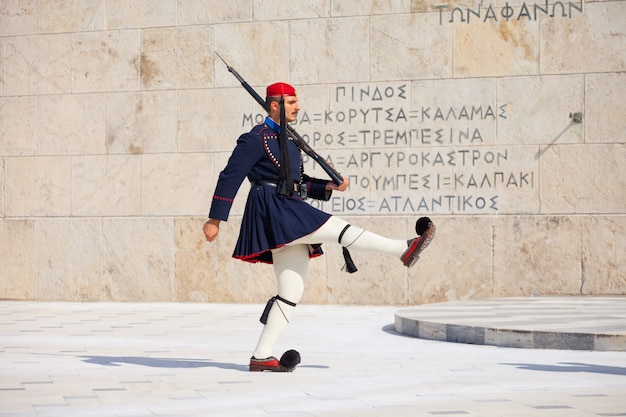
276 97 294 197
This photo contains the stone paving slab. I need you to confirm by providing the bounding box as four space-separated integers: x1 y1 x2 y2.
395 297 626 351
1 299 625 417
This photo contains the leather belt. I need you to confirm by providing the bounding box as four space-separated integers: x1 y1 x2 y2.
251 180 302 193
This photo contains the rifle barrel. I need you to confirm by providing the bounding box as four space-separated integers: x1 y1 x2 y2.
215 52 343 185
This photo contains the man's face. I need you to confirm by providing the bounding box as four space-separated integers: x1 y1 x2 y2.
273 96 300 123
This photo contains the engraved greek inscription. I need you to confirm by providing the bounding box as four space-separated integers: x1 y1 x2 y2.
436 1 583 24
240 81 535 215
308 193 502 213
335 84 408 103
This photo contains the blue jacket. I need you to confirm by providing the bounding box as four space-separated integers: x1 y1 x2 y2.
209 118 331 222
209 118 334 263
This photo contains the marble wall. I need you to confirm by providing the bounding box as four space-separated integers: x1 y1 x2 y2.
1 0 624 304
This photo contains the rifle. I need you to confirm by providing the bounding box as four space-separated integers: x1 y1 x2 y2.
215 52 344 186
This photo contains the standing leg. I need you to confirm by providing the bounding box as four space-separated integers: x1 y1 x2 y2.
250 244 309 371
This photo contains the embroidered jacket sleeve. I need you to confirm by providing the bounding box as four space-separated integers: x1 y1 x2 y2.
209 132 264 221
302 174 332 201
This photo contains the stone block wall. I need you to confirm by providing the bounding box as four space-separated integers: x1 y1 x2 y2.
1 1 624 304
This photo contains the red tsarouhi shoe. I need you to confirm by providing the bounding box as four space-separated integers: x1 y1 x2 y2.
249 356 280 372
401 219 436 268
249 350 301 372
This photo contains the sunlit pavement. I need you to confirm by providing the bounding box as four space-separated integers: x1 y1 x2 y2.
1 299 625 417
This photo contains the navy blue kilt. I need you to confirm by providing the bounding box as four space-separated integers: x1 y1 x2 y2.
233 184 331 264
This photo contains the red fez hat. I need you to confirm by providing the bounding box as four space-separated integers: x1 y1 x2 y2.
266 82 296 98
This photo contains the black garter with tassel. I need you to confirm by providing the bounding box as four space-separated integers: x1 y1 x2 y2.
338 225 358 273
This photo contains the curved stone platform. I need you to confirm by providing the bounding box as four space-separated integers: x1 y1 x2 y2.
395 296 626 351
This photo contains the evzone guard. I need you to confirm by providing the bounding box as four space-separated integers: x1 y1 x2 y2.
203 81 435 372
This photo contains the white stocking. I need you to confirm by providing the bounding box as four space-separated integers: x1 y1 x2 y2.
252 217 409 358
252 244 309 359
292 216 407 258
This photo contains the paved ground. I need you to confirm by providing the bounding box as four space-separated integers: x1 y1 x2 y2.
1 298 625 417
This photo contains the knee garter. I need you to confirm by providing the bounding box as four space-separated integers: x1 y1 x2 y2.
338 224 359 274
260 295 297 325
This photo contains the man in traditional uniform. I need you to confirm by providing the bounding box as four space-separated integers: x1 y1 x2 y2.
203 82 434 372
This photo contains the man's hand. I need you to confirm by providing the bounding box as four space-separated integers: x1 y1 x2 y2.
203 218 221 242
326 177 350 192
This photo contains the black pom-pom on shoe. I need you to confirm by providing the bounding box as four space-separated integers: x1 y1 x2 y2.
416 217 432 236
279 349 301 372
